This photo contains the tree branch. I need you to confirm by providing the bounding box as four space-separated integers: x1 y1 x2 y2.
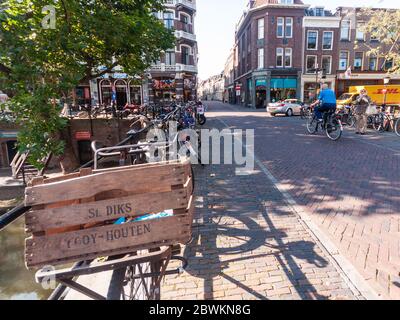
0 63 11 75
79 61 119 83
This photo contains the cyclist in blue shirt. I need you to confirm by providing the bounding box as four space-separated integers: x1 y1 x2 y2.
311 83 337 122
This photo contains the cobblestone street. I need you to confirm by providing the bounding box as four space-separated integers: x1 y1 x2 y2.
161 101 376 300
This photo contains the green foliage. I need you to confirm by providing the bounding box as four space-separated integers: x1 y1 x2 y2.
358 8 400 73
0 0 174 168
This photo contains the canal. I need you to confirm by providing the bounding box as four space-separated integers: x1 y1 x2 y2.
0 216 50 300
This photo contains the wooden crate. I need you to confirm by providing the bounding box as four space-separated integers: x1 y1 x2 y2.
24 160 194 269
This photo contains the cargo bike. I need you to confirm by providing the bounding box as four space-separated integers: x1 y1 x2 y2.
24 113 196 300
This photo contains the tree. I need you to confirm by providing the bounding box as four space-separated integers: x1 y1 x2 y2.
0 0 174 168
358 8 400 73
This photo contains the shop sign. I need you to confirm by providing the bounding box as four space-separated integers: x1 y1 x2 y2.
75 131 91 141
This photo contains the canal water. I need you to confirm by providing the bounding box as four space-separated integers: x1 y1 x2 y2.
0 217 50 300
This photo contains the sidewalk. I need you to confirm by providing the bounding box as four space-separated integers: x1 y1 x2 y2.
161 118 368 300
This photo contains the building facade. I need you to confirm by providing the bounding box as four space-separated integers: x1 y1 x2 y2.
198 74 224 101
73 0 198 108
335 7 400 97
234 0 309 108
231 1 400 108
223 48 235 104
301 7 340 102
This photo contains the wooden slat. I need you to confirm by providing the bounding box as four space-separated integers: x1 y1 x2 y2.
25 216 191 268
26 188 189 233
25 163 188 206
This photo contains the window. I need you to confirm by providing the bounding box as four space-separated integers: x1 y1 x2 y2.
384 59 393 71
339 51 349 70
356 22 365 41
369 55 377 71
322 31 333 50
307 31 318 50
285 17 293 38
341 20 350 40
181 46 190 65
163 11 174 29
285 48 292 67
165 50 175 65
306 56 317 73
258 18 264 40
315 7 324 16
322 56 332 74
258 48 264 69
280 0 294 3
370 27 379 41
354 52 363 71
276 48 284 67
277 17 284 38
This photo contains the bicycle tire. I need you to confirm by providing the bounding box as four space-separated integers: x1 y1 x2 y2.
395 118 400 137
306 116 317 134
326 118 343 141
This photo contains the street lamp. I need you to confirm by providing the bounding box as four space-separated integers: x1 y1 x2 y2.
383 76 390 108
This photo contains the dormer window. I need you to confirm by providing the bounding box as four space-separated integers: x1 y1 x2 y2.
279 0 294 4
315 7 324 16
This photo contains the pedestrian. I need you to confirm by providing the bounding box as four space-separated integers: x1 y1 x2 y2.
354 88 371 135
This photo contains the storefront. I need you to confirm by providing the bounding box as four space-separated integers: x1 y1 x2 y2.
99 79 143 107
255 78 267 109
184 77 196 102
152 78 176 103
270 78 297 103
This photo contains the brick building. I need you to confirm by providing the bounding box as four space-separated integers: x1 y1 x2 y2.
234 0 309 108
335 7 400 97
230 1 400 108
74 0 198 108
301 7 340 102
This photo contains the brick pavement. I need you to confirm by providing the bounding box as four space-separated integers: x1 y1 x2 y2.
199 101 400 299
160 110 363 300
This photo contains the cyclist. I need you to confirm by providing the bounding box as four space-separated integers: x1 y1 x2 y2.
311 83 337 123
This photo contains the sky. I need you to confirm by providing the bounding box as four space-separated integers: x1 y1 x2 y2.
196 0 400 81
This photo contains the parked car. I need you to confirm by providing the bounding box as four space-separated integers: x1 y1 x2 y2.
266 99 304 117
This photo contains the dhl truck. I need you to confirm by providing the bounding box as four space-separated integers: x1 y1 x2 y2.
337 85 400 107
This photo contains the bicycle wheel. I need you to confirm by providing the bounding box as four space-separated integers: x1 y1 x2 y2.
306 115 318 134
347 115 356 128
373 114 384 132
326 117 343 141
395 118 400 137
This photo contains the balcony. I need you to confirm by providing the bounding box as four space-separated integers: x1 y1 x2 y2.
176 64 198 73
164 0 196 11
148 64 178 72
175 30 196 42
